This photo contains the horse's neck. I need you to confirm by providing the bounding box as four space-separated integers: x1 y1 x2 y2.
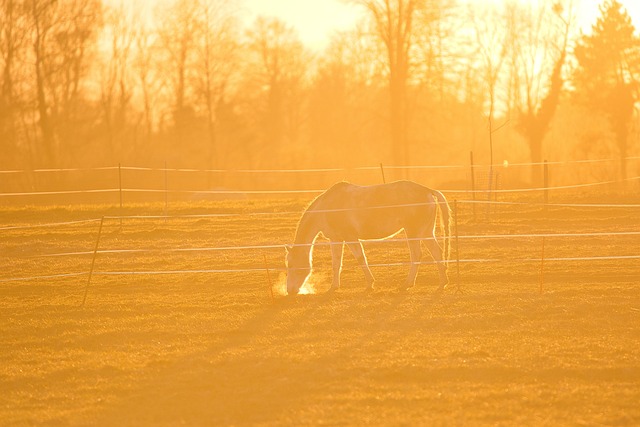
294 211 322 247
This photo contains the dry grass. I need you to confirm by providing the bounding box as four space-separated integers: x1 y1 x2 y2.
1 192 639 426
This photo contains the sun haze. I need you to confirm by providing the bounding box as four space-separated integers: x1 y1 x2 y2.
239 0 640 45
241 0 361 50
105 0 640 48
2 0 640 425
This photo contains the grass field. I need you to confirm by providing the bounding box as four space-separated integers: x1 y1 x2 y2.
1 192 639 426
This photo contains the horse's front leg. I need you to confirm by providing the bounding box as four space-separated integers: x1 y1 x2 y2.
347 241 375 290
330 240 344 291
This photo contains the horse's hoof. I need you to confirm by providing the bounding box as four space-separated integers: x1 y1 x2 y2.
435 283 448 293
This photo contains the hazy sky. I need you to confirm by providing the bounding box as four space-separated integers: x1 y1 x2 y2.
241 0 360 50
241 0 640 50
108 1 640 51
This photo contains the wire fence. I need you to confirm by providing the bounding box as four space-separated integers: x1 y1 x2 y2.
2 197 640 234
2 156 640 205
0 174 638 198
2 159 639 294
2 156 640 174
23 229 640 259
1 200 639 284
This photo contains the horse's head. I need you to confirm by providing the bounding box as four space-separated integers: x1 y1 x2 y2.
285 244 311 295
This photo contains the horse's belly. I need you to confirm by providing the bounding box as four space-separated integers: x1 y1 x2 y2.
354 216 406 240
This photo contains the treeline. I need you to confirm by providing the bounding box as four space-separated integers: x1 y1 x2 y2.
1 0 638 185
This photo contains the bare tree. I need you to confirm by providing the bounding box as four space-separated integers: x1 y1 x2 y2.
192 0 239 171
99 1 136 162
27 0 102 166
469 2 512 193
349 0 419 168
0 0 28 166
155 0 199 130
509 0 575 184
245 16 310 167
133 18 160 152
412 0 458 102
310 27 387 167
29 0 56 165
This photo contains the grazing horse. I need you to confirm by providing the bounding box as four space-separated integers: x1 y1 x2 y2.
285 180 451 295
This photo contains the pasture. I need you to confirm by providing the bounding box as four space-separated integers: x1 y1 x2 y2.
1 191 640 426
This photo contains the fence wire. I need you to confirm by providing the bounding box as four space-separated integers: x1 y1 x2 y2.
2 175 640 198
2 156 640 174
1 172 639 285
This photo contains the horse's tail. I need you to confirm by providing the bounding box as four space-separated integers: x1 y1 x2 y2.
431 189 451 265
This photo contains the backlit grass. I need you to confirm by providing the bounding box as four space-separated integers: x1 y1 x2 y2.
1 193 639 426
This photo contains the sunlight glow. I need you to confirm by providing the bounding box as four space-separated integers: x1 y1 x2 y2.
298 281 317 295
241 0 640 46
273 272 317 296
104 0 640 48
3 0 640 422
242 0 360 50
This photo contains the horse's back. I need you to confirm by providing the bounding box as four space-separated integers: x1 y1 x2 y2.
327 180 432 205
314 181 437 240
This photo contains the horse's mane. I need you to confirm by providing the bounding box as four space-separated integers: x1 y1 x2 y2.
304 181 349 213
296 181 350 230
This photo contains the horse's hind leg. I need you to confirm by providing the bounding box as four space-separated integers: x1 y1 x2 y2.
424 236 448 289
404 238 422 289
330 241 344 291
347 241 375 290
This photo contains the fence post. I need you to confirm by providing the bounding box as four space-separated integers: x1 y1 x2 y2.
454 199 462 294
543 160 549 212
164 161 168 217
263 254 275 303
118 163 123 209
118 163 123 227
486 163 493 218
539 236 546 294
470 151 476 220
379 163 386 184
82 216 105 307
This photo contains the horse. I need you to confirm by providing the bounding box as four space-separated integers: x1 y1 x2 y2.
285 180 451 295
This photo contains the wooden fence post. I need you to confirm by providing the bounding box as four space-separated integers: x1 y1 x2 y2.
379 163 386 184
470 151 476 220
454 199 462 294
539 236 546 294
543 160 549 212
82 216 105 307
118 163 123 209
263 254 275 303
118 163 123 227
164 161 169 217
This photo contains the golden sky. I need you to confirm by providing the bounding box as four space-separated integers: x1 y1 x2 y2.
242 0 360 50
241 0 640 50
108 0 640 50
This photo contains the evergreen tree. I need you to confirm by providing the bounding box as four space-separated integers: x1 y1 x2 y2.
573 0 640 180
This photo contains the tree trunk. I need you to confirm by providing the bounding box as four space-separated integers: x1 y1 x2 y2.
390 76 407 169
520 52 565 186
33 7 56 167
528 132 544 186
610 81 634 182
